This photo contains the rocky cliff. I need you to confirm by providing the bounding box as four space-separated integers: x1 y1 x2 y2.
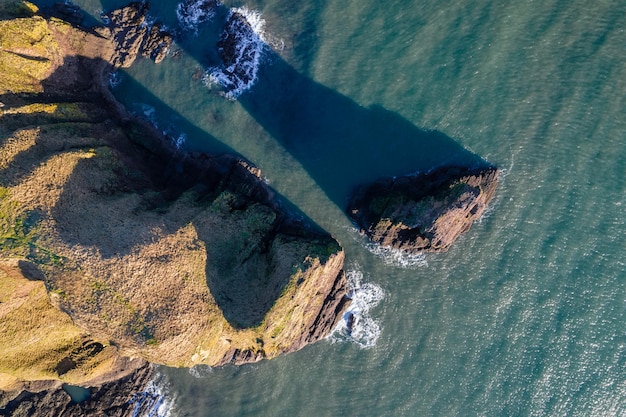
0 1 349 412
348 166 498 253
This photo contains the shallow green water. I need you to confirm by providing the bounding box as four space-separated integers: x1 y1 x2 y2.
38 0 626 415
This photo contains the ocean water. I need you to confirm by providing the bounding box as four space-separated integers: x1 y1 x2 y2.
38 0 626 415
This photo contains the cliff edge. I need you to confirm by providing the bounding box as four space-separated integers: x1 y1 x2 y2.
0 0 349 408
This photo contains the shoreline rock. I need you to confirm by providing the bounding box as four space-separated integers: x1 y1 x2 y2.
348 166 498 253
0 360 155 417
101 2 173 66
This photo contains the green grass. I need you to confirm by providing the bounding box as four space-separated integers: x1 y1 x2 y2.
0 14 59 94
0 187 35 257
0 1 38 20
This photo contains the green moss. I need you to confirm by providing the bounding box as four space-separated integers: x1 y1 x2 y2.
368 195 390 216
0 16 59 94
0 187 38 257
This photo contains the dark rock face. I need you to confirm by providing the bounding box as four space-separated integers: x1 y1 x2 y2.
214 9 265 95
104 2 173 67
299 269 351 345
0 361 155 417
348 166 498 253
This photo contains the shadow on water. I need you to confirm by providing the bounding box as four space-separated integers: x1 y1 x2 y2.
168 4 491 209
239 51 489 208
51 0 492 210
21 0 491 209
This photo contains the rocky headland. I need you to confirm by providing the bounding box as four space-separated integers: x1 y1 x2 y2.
0 1 498 414
1 1 348 414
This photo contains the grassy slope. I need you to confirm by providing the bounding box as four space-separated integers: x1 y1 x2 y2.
0 1 345 388
0 259 118 389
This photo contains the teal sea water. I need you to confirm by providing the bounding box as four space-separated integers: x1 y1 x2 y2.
40 0 626 415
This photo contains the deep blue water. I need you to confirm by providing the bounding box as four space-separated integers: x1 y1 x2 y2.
36 0 626 415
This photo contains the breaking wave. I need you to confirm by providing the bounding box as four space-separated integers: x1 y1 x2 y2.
328 266 384 349
366 243 428 268
204 7 268 99
108 71 123 89
188 364 213 378
129 103 187 149
176 0 221 33
130 370 175 417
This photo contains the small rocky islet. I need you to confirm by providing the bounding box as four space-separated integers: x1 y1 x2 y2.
0 1 497 415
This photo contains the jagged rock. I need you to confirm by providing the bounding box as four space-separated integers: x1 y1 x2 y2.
0 360 154 417
348 166 498 253
0 4 351 413
213 9 265 95
141 24 173 64
0 2 350 371
104 2 172 67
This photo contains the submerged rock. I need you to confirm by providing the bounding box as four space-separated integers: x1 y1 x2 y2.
348 166 498 253
177 0 222 31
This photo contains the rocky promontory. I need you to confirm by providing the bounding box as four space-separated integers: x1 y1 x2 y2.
1 0 348 412
348 166 498 253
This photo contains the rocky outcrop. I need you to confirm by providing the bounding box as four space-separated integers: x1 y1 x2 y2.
0 0 349 405
348 166 498 253
0 360 154 417
212 8 266 96
101 2 173 66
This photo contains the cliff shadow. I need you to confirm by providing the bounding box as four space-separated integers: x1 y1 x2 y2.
238 52 491 209
169 6 492 210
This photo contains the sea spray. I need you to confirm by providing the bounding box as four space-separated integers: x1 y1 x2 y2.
328 266 384 348
176 0 222 33
188 364 213 378
109 71 123 89
205 7 269 99
130 369 175 417
365 243 428 268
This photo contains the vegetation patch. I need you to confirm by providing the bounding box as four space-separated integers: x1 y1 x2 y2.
0 261 113 386
0 16 60 94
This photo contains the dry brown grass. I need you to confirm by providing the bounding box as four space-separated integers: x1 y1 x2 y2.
0 259 116 388
0 10 346 382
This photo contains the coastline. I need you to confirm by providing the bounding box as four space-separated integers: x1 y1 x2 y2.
0 1 349 413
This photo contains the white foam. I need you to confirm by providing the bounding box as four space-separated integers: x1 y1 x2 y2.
188 364 213 378
135 103 156 121
366 243 428 269
130 370 175 417
99 9 110 25
328 266 384 349
108 71 122 89
204 7 270 99
173 133 186 149
176 0 221 33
